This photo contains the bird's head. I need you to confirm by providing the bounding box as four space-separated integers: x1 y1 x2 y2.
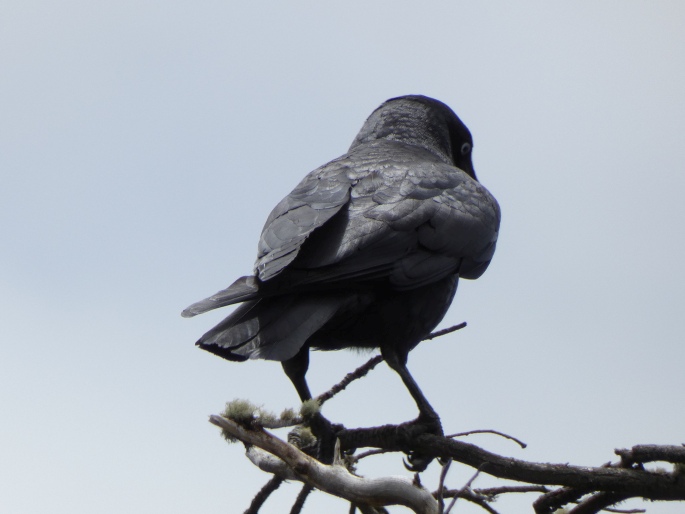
349 95 477 180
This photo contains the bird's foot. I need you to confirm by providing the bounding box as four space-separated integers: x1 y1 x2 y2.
307 412 343 464
403 412 444 472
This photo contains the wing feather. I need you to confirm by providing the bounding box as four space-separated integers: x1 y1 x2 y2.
254 160 352 280
184 140 500 319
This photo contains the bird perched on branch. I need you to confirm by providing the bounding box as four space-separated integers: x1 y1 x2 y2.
183 95 500 459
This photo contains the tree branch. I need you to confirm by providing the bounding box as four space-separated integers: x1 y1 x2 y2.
210 415 439 514
315 323 466 406
568 491 632 514
422 322 467 341
316 355 384 405
616 445 685 466
335 425 685 503
290 485 314 514
244 475 283 514
447 429 527 449
208 317 684 513
444 468 481 514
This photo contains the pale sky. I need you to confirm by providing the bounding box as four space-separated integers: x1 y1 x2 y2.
2 2 684 513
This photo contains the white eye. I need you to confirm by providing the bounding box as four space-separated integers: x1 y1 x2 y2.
460 142 472 155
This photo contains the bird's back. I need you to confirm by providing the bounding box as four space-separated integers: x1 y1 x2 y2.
183 95 500 364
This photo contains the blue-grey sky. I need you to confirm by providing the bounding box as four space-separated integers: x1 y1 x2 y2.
2 2 684 513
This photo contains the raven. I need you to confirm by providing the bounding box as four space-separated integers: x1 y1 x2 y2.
183 95 500 438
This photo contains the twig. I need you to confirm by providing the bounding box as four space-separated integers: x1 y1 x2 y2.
316 322 466 405
436 459 452 514
440 485 549 501
289 484 314 514
444 468 481 514
568 492 632 514
461 494 499 514
244 475 284 514
476 485 549 497
441 484 553 514
317 355 384 405
447 429 527 449
423 322 467 341
351 448 394 463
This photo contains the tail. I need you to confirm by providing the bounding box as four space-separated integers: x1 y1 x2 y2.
195 294 345 362
181 276 260 318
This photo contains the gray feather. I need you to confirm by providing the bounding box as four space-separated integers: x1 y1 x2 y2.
184 95 501 372
197 295 346 361
181 276 259 317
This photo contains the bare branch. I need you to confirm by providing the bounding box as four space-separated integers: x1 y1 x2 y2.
289 485 314 514
458 494 500 514
351 448 394 463
245 446 301 480
436 459 452 514
423 322 467 341
616 445 685 466
534 487 589 514
315 322 466 405
475 485 550 497
210 415 439 514
568 492 632 514
447 429 527 449
316 355 384 405
336 428 685 503
444 468 481 514
243 475 283 514
213 338 684 514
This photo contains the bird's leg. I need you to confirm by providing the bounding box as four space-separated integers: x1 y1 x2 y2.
382 346 443 471
381 347 441 424
282 346 338 464
282 346 312 402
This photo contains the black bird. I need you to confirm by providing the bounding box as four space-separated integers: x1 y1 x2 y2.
183 95 500 437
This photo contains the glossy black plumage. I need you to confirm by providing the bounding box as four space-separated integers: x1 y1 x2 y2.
183 95 500 416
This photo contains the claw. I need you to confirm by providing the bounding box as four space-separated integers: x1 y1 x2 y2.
400 414 444 471
403 450 433 472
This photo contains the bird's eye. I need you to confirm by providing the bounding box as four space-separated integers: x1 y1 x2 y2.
460 142 472 156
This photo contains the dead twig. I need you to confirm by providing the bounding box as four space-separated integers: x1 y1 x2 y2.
317 355 384 405
444 467 481 514
436 459 452 513
351 448 394 463
243 475 283 514
289 484 314 514
423 322 467 341
475 485 550 497
316 323 466 405
447 429 527 449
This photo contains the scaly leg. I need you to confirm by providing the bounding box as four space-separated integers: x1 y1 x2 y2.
282 346 338 463
382 345 443 471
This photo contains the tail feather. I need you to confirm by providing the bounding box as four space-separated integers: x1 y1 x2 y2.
181 276 259 318
196 295 345 362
